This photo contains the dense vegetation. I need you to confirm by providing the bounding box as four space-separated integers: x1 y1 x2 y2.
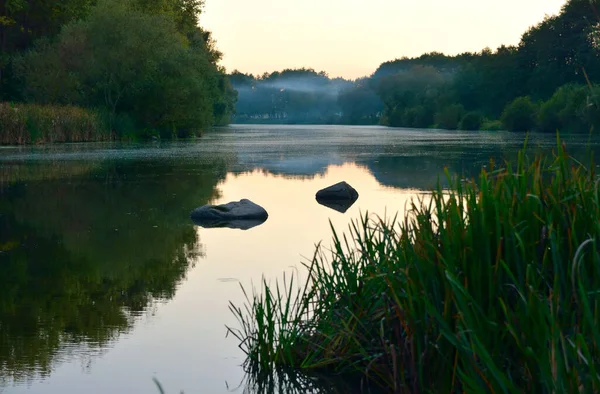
230 0 600 132
0 0 236 143
0 102 111 144
229 137 600 392
229 69 354 124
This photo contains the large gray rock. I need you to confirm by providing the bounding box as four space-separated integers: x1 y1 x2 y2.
316 181 359 201
190 199 268 230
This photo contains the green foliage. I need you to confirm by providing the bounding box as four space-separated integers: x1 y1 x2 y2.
458 111 484 130
0 102 111 144
229 137 600 392
1 0 235 140
337 79 383 125
501 96 538 131
434 104 465 130
480 119 504 131
14 0 229 137
230 68 352 124
239 0 597 130
518 0 600 99
377 66 449 128
538 84 589 133
0 0 94 99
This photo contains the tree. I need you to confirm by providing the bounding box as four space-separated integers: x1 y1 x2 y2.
459 111 484 131
435 104 465 130
377 66 449 127
501 97 538 132
228 68 352 124
0 0 94 98
517 0 600 99
338 79 383 125
16 0 234 135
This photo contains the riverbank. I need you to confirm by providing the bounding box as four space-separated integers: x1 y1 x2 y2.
229 136 600 392
0 102 113 145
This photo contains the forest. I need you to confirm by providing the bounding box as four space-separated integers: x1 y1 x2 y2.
0 0 237 141
230 0 600 133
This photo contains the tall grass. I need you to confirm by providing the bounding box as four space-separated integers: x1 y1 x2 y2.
0 102 113 144
228 135 600 393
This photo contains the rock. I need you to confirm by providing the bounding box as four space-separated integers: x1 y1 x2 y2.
315 181 359 214
316 181 359 201
190 199 268 230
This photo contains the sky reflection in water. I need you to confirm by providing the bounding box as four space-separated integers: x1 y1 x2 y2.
2 126 600 394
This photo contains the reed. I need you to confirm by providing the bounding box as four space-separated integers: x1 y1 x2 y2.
0 102 113 145
228 135 600 393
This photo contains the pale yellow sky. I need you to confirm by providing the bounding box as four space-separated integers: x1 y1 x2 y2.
201 0 567 79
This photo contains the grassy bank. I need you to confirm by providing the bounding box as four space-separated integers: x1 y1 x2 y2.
0 102 113 145
228 136 600 393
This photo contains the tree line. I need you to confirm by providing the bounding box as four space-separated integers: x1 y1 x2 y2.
0 0 236 138
230 0 600 132
228 68 355 124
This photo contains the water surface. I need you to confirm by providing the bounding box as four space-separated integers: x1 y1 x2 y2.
1 125 599 394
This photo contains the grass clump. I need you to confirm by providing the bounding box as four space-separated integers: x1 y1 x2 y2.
0 102 112 145
228 135 600 393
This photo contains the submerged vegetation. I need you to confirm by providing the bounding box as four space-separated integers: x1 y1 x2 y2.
229 136 600 392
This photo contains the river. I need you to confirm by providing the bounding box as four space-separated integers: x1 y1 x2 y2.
1 125 599 394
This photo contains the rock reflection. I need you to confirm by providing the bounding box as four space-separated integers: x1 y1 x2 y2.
315 196 358 213
191 217 268 230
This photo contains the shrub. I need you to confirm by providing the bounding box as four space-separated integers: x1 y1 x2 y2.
434 104 465 130
458 111 484 130
480 119 504 131
229 138 600 392
501 96 538 131
538 84 588 133
402 105 431 128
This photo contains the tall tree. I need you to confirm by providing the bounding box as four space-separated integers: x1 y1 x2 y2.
15 0 235 134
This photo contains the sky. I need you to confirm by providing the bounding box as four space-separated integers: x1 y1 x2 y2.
201 0 567 80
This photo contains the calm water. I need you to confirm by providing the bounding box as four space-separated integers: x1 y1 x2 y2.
1 125 599 394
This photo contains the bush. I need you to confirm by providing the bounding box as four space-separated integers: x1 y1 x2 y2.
500 96 538 131
402 105 431 128
458 111 484 130
480 119 504 131
229 139 600 392
434 104 465 130
538 84 588 133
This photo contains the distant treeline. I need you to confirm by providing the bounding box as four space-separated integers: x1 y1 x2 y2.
0 0 236 143
230 0 600 132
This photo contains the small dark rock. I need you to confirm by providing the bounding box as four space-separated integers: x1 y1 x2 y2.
315 181 359 214
316 181 359 201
